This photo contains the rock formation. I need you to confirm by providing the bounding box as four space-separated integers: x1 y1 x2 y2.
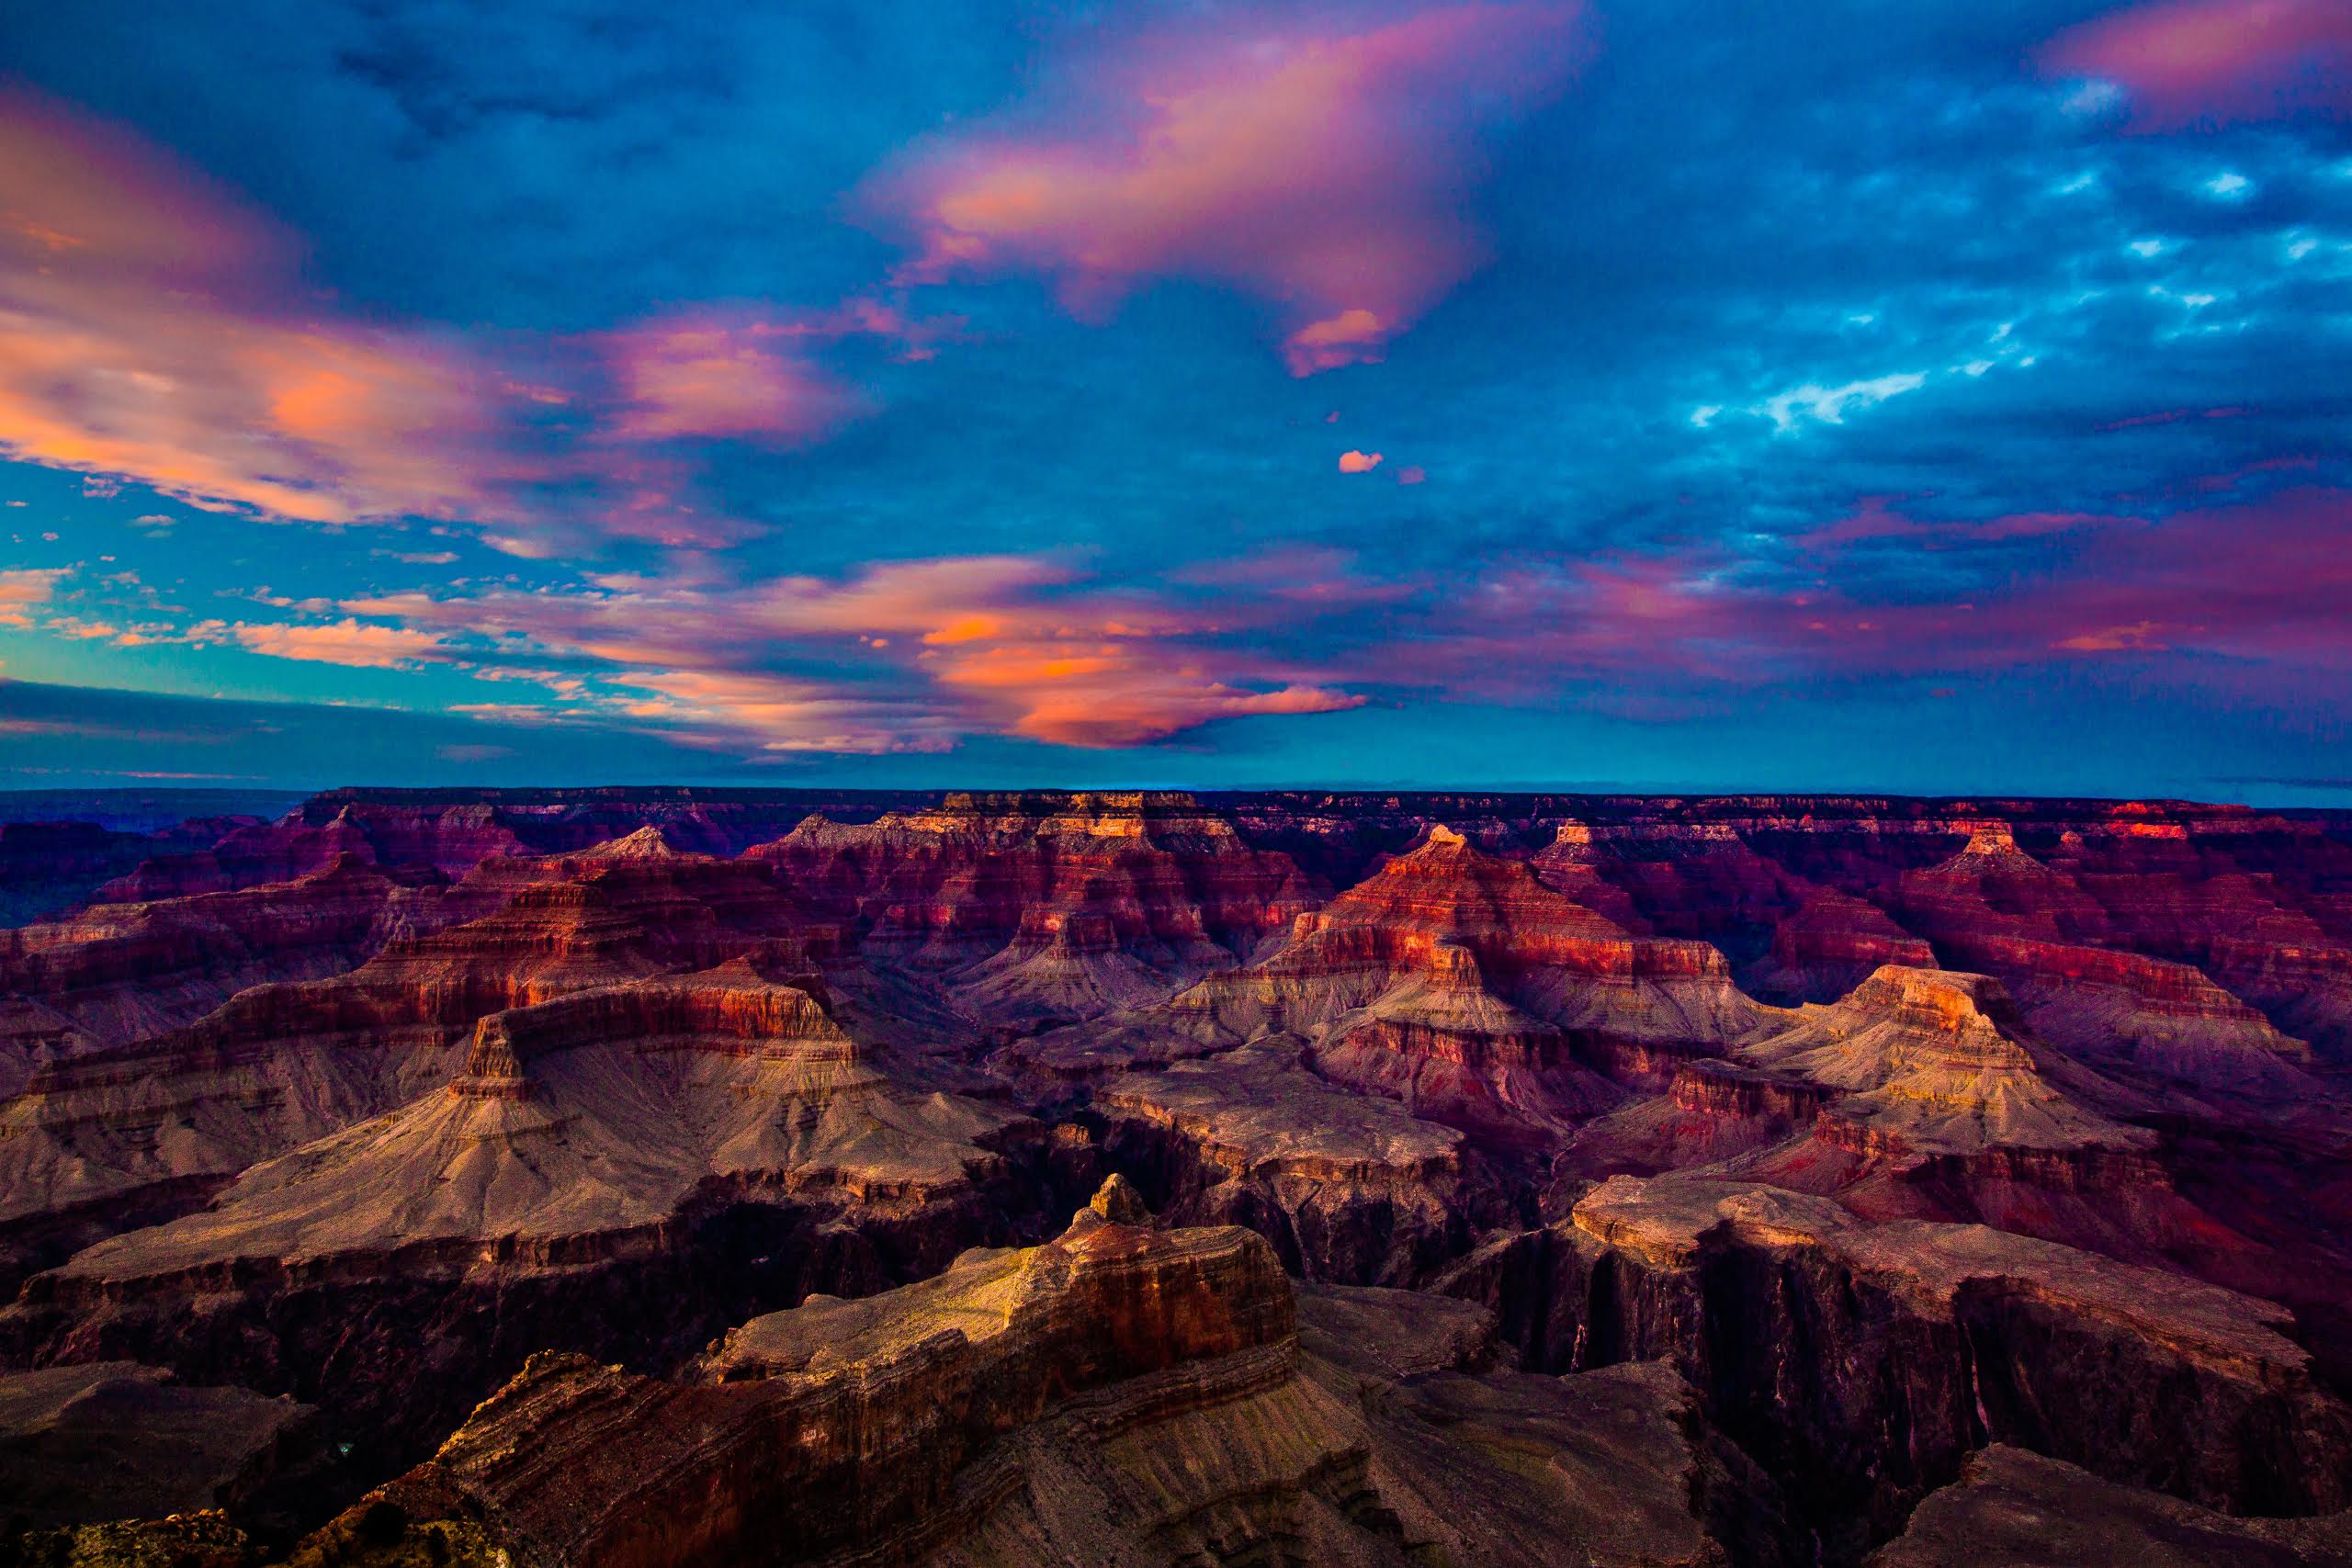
1484 1174 2352 1554
280 1197 1801 1568
1870 1446 2352 1566
6 789 2352 1566
1746 886 1939 1003
0 1361 319 1529
1 966 1042 1468
0 855 448 1059
0 813 265 926
751 791 1317 1029
1111 826 1768 1143
1892 826 2318 1089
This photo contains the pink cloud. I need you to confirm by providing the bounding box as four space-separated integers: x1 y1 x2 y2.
2098 404 2249 431
599 311 868 445
609 668 959 755
978 671 1363 749
2039 0 2352 130
340 552 1364 752
1795 498 2143 549
875 4 1587 373
1173 546 1417 609
1339 449 1384 473
2052 621 2174 652
50 618 119 640
1287 310 1391 378
0 91 539 528
0 93 888 547
1336 488 2352 709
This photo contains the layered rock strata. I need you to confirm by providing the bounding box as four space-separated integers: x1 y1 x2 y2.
752 792 1317 1027
1453 1174 2352 1556
0 971 1038 1467
287 1203 1805 1568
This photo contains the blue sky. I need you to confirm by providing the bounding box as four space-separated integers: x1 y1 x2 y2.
1 1 2346 798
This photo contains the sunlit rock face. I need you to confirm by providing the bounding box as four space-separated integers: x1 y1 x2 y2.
6 788 2352 1565
750 791 1319 1029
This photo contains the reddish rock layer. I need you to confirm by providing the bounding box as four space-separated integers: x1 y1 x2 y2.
0 855 449 1057
5 789 2352 1565
752 791 1317 1025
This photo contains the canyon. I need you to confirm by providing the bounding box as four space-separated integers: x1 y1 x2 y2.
2 788 2349 1566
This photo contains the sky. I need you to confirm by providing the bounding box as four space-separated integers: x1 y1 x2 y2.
0 0 2347 800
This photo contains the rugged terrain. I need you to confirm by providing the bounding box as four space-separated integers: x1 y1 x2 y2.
3 787 2350 1564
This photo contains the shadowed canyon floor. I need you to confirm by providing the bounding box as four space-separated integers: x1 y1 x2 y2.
3 788 2351 1565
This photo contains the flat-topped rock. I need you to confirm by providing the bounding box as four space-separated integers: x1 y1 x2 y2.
1096 1042 1464 1185
1292 1289 1800 1567
0 1361 317 1528
1870 1446 2352 1567
1294 1280 1500 1381
48 975 1010 1282
751 795 1312 1026
1569 1174 2307 1372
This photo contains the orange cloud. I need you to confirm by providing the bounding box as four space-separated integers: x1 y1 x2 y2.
0 568 67 628
878 4 1585 373
749 555 1194 648
2039 0 2352 129
932 641 1363 746
1339 449 1384 474
1010 679 1364 748
340 550 1366 752
223 618 452 669
2053 621 2176 652
1286 310 1390 378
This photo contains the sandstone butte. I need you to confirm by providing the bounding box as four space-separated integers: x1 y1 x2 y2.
1 787 2349 1566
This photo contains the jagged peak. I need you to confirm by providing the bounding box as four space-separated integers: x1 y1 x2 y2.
763 812 848 848
578 826 684 862
296 851 383 883
1086 1172 1151 1225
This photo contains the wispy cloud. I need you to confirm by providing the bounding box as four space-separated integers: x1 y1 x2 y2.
332 552 1363 751
873 3 1588 374
1757 372 1928 433
597 310 870 445
0 91 893 549
217 617 455 669
0 91 539 528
